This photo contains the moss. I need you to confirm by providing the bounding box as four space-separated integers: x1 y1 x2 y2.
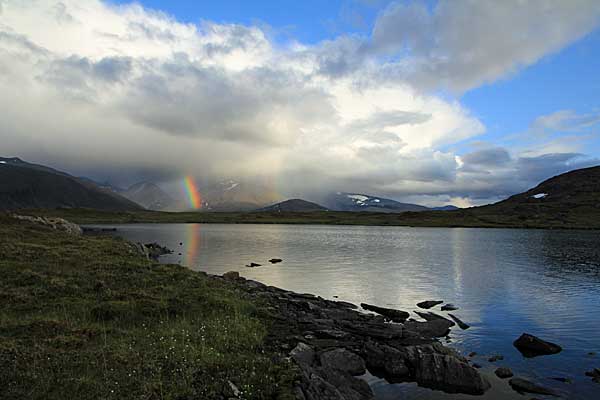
0 215 296 399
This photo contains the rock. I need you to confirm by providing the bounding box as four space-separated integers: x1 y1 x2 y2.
415 311 455 326
588 352 597 356
585 368 600 383
333 301 358 309
513 333 562 357
223 271 240 280
448 313 470 330
551 377 572 384
320 349 366 376
417 300 444 309
362 342 410 381
290 343 315 367
468 352 477 357
472 363 482 369
488 355 504 362
508 378 557 396
12 214 83 235
245 262 262 268
143 242 173 259
403 345 491 395
404 319 454 338
495 367 513 379
227 380 240 397
360 303 409 322
269 258 283 264
441 303 459 311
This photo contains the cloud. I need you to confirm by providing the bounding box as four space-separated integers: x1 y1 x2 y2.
461 147 511 167
369 0 600 92
0 0 599 206
531 109 600 135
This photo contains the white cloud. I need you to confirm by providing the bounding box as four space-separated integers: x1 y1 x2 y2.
370 0 600 92
0 0 598 206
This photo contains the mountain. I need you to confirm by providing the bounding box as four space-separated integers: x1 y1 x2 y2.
468 165 600 226
121 182 175 211
324 192 429 213
201 180 282 211
258 199 328 212
0 157 143 211
431 205 460 211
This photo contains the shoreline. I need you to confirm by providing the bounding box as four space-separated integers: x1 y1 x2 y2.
20 208 600 230
211 271 492 399
1 214 582 399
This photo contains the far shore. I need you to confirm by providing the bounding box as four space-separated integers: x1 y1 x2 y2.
20 208 600 230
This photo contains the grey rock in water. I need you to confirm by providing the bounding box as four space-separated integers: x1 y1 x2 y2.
508 377 557 396
404 319 454 338
415 311 455 325
404 344 491 395
488 354 504 362
417 300 444 309
585 368 600 383
495 367 514 379
513 333 562 357
441 303 459 311
245 262 262 268
269 258 283 264
448 313 470 330
360 303 409 322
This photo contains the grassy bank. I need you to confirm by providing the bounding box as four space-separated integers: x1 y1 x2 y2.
22 207 600 229
0 215 296 399
17 208 519 228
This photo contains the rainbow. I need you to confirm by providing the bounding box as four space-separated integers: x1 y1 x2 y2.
183 176 202 210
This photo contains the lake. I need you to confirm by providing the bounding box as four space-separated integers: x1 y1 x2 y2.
99 223 600 399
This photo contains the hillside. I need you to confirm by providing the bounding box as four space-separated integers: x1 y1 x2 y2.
324 192 431 212
31 165 600 229
467 165 600 226
0 158 142 211
258 199 328 212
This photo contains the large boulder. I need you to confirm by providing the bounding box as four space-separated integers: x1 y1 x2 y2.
513 333 562 357
402 344 491 395
320 349 366 376
291 343 316 367
360 303 409 322
404 319 454 338
494 367 513 379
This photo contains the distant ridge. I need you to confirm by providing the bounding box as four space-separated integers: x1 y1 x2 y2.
258 199 328 212
121 182 175 211
0 157 143 211
325 192 429 213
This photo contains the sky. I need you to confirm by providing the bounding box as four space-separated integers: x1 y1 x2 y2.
1 0 599 207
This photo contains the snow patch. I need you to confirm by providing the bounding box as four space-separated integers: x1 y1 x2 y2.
348 194 369 202
531 193 548 199
373 199 380 203
0 161 6 164
224 182 239 191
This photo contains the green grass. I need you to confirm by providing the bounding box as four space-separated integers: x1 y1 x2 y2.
0 215 296 399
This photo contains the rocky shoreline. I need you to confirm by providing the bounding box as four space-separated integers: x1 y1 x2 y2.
213 272 490 399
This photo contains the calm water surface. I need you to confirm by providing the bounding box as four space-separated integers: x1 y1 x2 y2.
100 223 600 399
